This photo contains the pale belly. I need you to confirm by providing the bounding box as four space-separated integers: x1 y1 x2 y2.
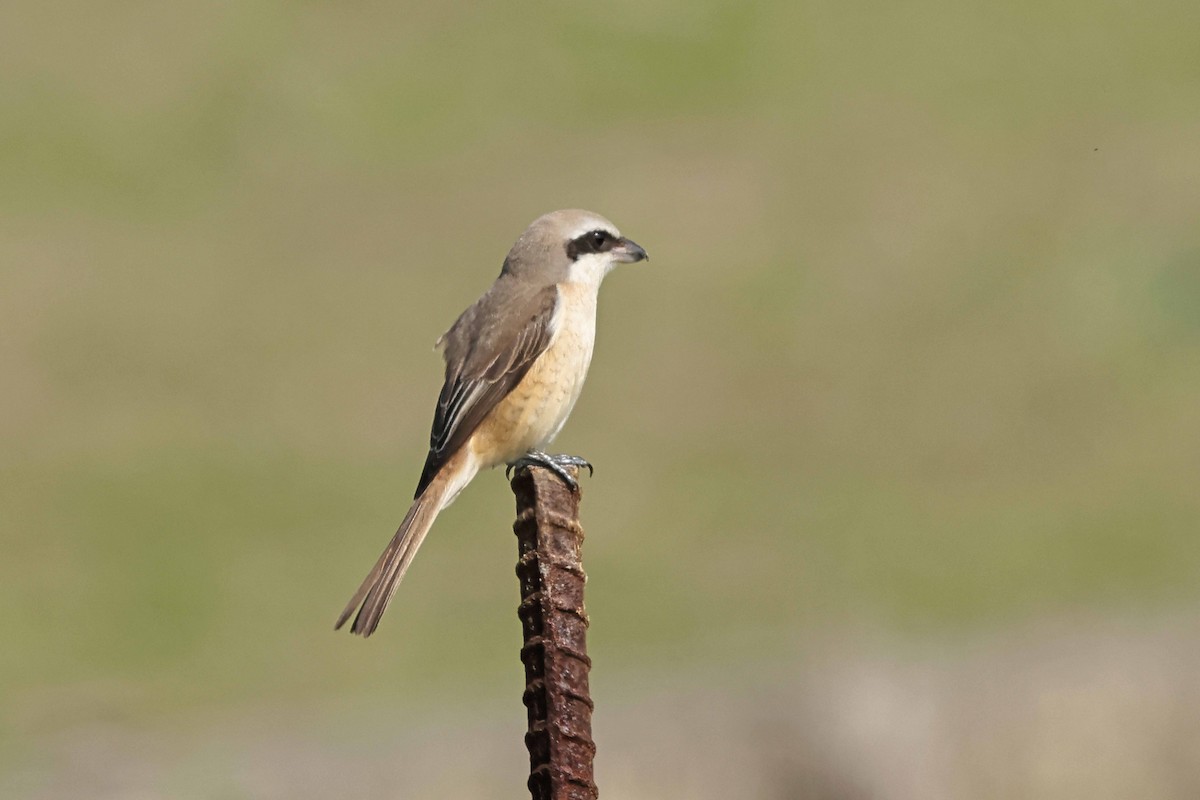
470 285 597 467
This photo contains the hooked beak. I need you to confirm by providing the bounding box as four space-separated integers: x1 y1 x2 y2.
614 237 649 263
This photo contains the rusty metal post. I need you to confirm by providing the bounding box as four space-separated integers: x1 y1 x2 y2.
511 466 598 800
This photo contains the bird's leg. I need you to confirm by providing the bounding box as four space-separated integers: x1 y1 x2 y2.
506 450 593 491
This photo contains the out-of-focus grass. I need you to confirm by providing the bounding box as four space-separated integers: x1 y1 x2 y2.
3 0 1200 782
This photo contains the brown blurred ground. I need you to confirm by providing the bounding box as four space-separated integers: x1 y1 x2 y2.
8 619 1200 799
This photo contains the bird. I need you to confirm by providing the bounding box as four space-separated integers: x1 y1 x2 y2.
336 209 648 637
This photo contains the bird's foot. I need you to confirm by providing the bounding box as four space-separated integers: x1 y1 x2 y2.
506 451 593 491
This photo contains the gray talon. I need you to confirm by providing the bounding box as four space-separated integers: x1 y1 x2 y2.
554 455 593 477
506 450 592 491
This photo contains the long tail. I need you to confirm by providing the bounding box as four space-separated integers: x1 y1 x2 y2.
336 452 476 637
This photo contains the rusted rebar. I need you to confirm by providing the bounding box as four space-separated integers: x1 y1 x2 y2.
511 465 598 800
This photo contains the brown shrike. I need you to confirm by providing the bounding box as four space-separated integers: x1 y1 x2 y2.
336 209 648 636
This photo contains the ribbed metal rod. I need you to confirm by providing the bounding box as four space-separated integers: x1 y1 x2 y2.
511 465 598 800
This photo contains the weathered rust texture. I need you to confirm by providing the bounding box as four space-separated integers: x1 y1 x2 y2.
511 466 598 800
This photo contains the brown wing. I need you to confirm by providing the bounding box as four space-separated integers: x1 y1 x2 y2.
414 281 558 497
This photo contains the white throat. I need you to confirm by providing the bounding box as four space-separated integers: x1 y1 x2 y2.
564 252 616 292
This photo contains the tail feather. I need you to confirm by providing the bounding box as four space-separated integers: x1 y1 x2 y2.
336 455 472 637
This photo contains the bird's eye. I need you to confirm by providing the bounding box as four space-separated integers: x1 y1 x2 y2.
566 229 616 260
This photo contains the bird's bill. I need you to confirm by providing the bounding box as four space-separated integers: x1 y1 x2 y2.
614 237 649 263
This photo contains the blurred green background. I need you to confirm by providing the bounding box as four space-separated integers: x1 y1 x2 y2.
4 1 1199 797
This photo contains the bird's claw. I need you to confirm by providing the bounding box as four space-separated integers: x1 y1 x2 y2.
506 451 593 491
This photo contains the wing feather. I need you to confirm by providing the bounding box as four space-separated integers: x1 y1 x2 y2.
414 282 558 497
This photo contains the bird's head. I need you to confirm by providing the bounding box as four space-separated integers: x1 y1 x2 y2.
503 209 648 287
